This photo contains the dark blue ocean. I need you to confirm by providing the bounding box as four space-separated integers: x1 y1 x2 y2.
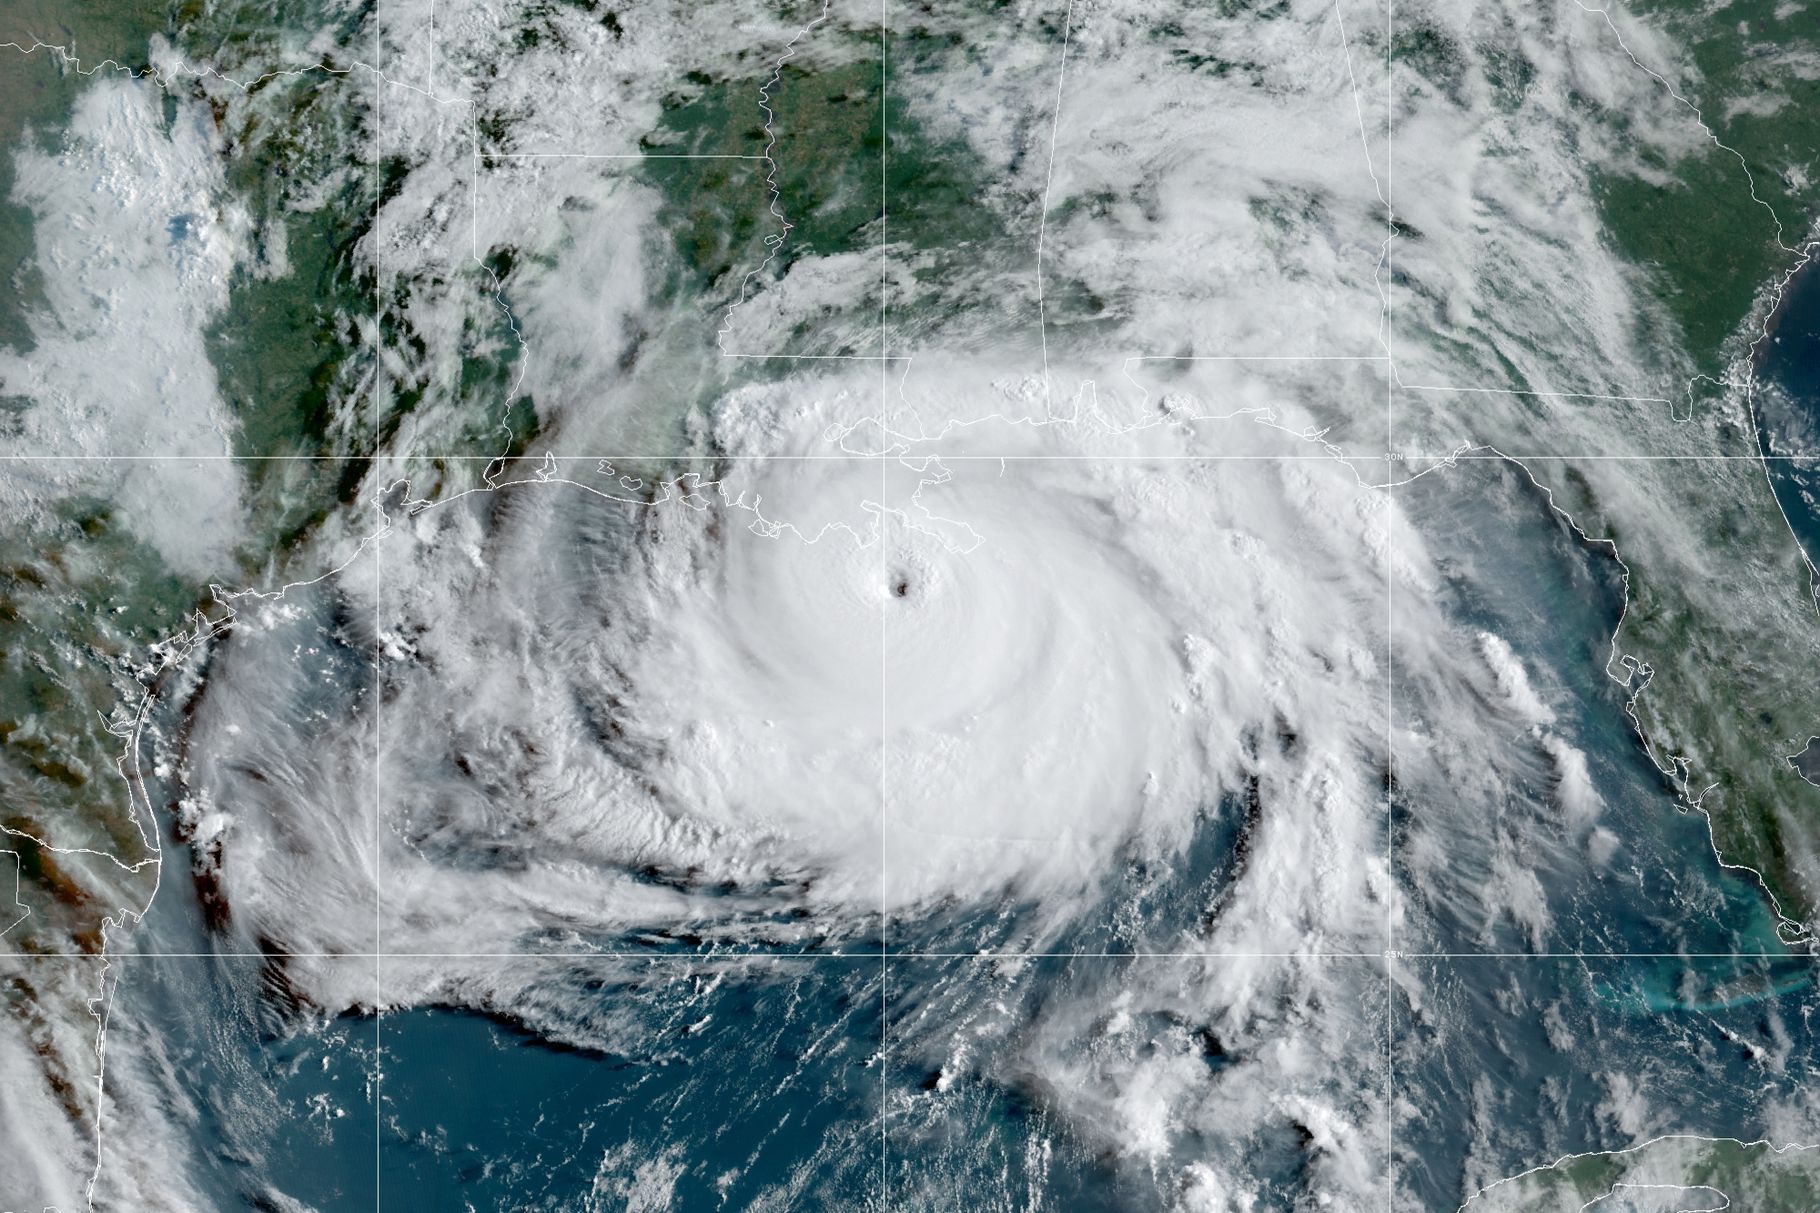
105 293 1820 1208
1759 264 1820 570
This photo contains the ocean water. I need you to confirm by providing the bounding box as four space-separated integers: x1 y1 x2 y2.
1384 441 1818 1204
102 440 1820 1212
119 780 890 1211
1759 265 1820 589
375 962 881 1212
104 950 382 1212
1397 457 1797 960
85 221 1820 1213
1383 316 1820 1199
6 0 1820 1204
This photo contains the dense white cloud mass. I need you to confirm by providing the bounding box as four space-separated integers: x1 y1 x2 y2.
5 0 1820 1207
181 410 1401 955
152 385 1425 1206
0 964 102 1212
0 74 245 574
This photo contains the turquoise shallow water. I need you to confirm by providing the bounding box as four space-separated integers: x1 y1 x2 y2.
1389 450 1820 1209
95 326 1820 1209
1395 949 1820 1209
112 588 1817 1213
1399 457 1800 960
104 437 1818 1211
3 0 1812 1203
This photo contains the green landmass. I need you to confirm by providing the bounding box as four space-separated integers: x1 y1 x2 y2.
1597 0 1820 379
1465 1137 1820 1212
1399 1 1820 937
0 0 373 953
1543 0 1820 935
1525 445 1820 941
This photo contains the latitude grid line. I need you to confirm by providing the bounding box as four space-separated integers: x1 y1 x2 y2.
5 452 1811 461
11 8 1808 1211
19 945 1820 958
0 452 1810 458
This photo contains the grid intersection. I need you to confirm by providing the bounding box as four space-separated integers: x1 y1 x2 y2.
14 1 1811 1207
879 1 891 1205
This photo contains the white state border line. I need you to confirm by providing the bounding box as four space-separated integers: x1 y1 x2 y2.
0 0 1790 976
1033 0 1076 417
1495 452 1815 948
5 3 1820 1210
1482 2 1820 953
1435 8 1820 1206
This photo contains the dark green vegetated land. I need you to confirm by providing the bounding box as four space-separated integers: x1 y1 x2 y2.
1593 0 1819 377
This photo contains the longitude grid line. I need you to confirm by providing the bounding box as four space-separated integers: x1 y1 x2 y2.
64 10 1788 1209
372 9 384 1208
13 21 1797 1213
878 2 890 1206
1383 0 1395 1206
